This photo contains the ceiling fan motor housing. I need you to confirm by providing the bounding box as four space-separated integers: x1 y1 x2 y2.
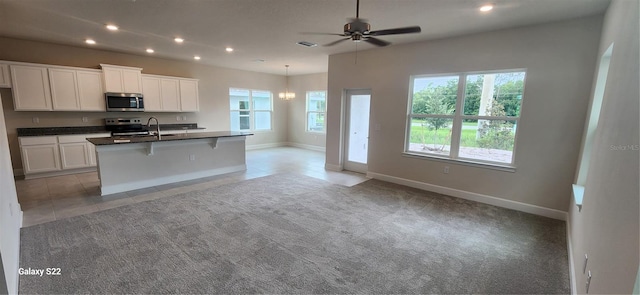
344 21 371 36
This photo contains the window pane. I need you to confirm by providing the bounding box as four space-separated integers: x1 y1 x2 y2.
307 91 326 112
230 89 250 110
458 119 517 163
307 112 325 132
411 76 458 115
407 117 453 156
239 116 250 130
230 111 250 131
463 72 525 117
254 111 271 130
253 91 271 110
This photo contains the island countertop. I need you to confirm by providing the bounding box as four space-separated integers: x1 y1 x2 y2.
87 131 253 146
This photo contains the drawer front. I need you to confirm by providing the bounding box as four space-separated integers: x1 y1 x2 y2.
19 136 58 146
58 134 91 143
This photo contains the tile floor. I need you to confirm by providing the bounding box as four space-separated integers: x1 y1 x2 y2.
16 147 369 227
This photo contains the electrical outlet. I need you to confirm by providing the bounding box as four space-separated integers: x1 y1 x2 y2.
82 117 88 123
189 154 195 161
444 166 449 174
182 116 187 121
176 116 181 121
32 117 39 123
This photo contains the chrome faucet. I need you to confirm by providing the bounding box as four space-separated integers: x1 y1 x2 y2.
147 117 161 140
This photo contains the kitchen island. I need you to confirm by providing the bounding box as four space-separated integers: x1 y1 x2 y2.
87 131 253 196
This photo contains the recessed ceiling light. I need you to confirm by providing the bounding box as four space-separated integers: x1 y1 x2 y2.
194 56 201 60
479 4 494 12
106 24 119 31
174 37 184 43
146 48 154 53
85 39 96 45
225 47 234 52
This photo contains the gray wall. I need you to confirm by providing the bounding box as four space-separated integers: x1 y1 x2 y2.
568 0 639 293
0 91 22 294
325 16 603 212
0 37 289 171
287 73 328 149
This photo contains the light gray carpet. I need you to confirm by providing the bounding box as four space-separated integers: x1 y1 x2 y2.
20 174 569 294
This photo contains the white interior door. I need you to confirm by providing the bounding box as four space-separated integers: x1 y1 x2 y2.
343 89 371 173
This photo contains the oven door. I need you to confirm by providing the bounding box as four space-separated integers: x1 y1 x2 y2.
105 93 144 112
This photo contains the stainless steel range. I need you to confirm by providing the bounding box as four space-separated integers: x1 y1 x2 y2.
105 118 150 136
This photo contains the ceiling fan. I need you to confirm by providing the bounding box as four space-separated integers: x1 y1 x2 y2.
318 0 422 47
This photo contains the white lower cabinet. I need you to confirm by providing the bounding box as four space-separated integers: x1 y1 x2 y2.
19 136 61 174
20 133 110 177
58 135 91 169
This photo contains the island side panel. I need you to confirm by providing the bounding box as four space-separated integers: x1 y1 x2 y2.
95 136 247 195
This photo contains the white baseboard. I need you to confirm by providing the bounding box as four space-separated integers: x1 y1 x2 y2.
566 217 577 294
23 167 97 180
366 171 568 220
245 142 287 150
100 165 246 196
325 163 342 172
286 142 326 152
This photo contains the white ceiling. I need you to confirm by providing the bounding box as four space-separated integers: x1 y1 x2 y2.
0 0 610 75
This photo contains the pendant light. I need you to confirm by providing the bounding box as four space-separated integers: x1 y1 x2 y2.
279 65 295 101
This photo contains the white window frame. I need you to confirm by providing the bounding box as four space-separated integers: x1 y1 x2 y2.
404 69 526 170
229 88 273 132
306 90 327 133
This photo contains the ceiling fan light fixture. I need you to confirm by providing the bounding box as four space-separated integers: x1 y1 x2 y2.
279 65 295 101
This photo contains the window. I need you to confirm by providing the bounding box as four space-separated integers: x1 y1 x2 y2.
230 88 272 131
306 91 326 132
406 70 526 166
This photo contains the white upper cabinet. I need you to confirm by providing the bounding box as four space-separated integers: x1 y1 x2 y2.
161 78 180 112
180 79 199 112
76 70 105 111
11 64 52 111
49 68 80 110
0 64 11 88
49 68 105 111
142 74 197 112
101 64 142 93
141 76 162 111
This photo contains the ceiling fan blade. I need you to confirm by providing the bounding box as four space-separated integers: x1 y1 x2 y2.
301 32 345 36
369 26 422 36
324 37 351 47
364 36 390 47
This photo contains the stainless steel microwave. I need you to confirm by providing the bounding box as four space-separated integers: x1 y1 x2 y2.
105 92 144 112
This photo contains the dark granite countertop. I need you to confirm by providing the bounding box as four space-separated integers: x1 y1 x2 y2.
17 126 109 136
87 131 253 146
17 124 205 137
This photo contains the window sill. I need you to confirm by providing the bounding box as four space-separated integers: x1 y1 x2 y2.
305 131 326 134
402 152 517 172
572 184 585 212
